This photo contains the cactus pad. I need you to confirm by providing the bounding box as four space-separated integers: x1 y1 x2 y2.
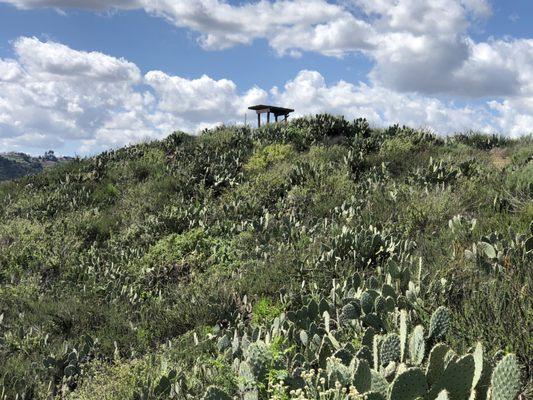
426 343 450 387
380 333 401 366
361 290 377 314
370 369 389 398
389 368 427 400
472 342 483 390
399 309 408 362
409 325 425 365
353 358 371 393
245 341 273 383
340 302 359 325
428 354 475 400
435 390 450 400
491 354 521 400
428 306 451 341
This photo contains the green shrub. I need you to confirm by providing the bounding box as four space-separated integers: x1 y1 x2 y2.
252 297 284 326
244 144 296 175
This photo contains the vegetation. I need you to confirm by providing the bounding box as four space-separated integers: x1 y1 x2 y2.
0 115 531 399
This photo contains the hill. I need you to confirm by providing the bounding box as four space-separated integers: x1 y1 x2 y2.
0 115 531 399
0 151 72 182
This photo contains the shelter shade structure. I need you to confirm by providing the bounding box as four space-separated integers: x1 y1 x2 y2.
248 105 295 127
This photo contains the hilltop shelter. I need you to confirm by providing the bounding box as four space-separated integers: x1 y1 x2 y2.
248 105 294 127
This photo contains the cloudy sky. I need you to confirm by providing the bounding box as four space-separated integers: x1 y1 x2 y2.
0 0 532 155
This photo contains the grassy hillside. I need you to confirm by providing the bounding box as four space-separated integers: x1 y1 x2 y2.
0 115 531 399
0 152 72 182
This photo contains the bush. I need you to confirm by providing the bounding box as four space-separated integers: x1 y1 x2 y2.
244 144 296 175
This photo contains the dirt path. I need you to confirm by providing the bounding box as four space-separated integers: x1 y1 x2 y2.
490 148 511 169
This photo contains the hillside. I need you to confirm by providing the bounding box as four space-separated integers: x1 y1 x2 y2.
0 151 72 182
0 115 531 399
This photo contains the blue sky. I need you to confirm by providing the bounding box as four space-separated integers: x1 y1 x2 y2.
0 3 375 90
0 0 532 155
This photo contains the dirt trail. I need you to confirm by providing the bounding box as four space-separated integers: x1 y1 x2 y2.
490 148 511 169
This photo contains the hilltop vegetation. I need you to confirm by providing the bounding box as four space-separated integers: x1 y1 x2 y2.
0 115 531 399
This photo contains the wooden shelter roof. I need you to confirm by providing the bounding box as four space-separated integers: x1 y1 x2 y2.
248 105 294 115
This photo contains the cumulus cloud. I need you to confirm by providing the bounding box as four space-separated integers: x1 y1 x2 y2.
271 70 495 134
141 0 362 55
14 37 141 82
0 38 144 149
2 0 532 101
361 0 533 98
145 72 241 120
0 37 264 154
1 38 531 155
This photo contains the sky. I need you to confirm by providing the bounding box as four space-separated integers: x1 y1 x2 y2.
0 0 532 155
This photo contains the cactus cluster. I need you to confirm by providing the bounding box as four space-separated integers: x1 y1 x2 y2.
204 273 523 399
39 335 97 397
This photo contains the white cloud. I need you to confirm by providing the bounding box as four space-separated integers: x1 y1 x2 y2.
488 98 533 138
271 70 496 134
14 37 141 82
0 37 263 154
1 38 532 156
145 72 240 120
354 0 471 35
363 0 533 98
0 37 146 152
0 38 151 153
0 59 24 82
141 0 357 55
3 0 530 102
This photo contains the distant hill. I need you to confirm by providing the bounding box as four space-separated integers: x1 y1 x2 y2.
0 151 73 181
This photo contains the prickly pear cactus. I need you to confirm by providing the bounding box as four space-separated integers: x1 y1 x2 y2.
363 327 376 348
340 302 359 325
472 342 483 390
238 361 259 400
435 390 450 400
245 341 273 383
426 343 450 387
333 348 352 366
428 306 451 341
399 310 408 362
202 274 523 400
380 333 401 367
384 296 395 312
428 354 475 400
370 369 389 398
373 335 381 371
490 354 521 400
361 290 377 314
374 295 386 314
409 325 425 365
357 345 373 366
353 358 371 394
326 356 352 387
388 367 427 400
